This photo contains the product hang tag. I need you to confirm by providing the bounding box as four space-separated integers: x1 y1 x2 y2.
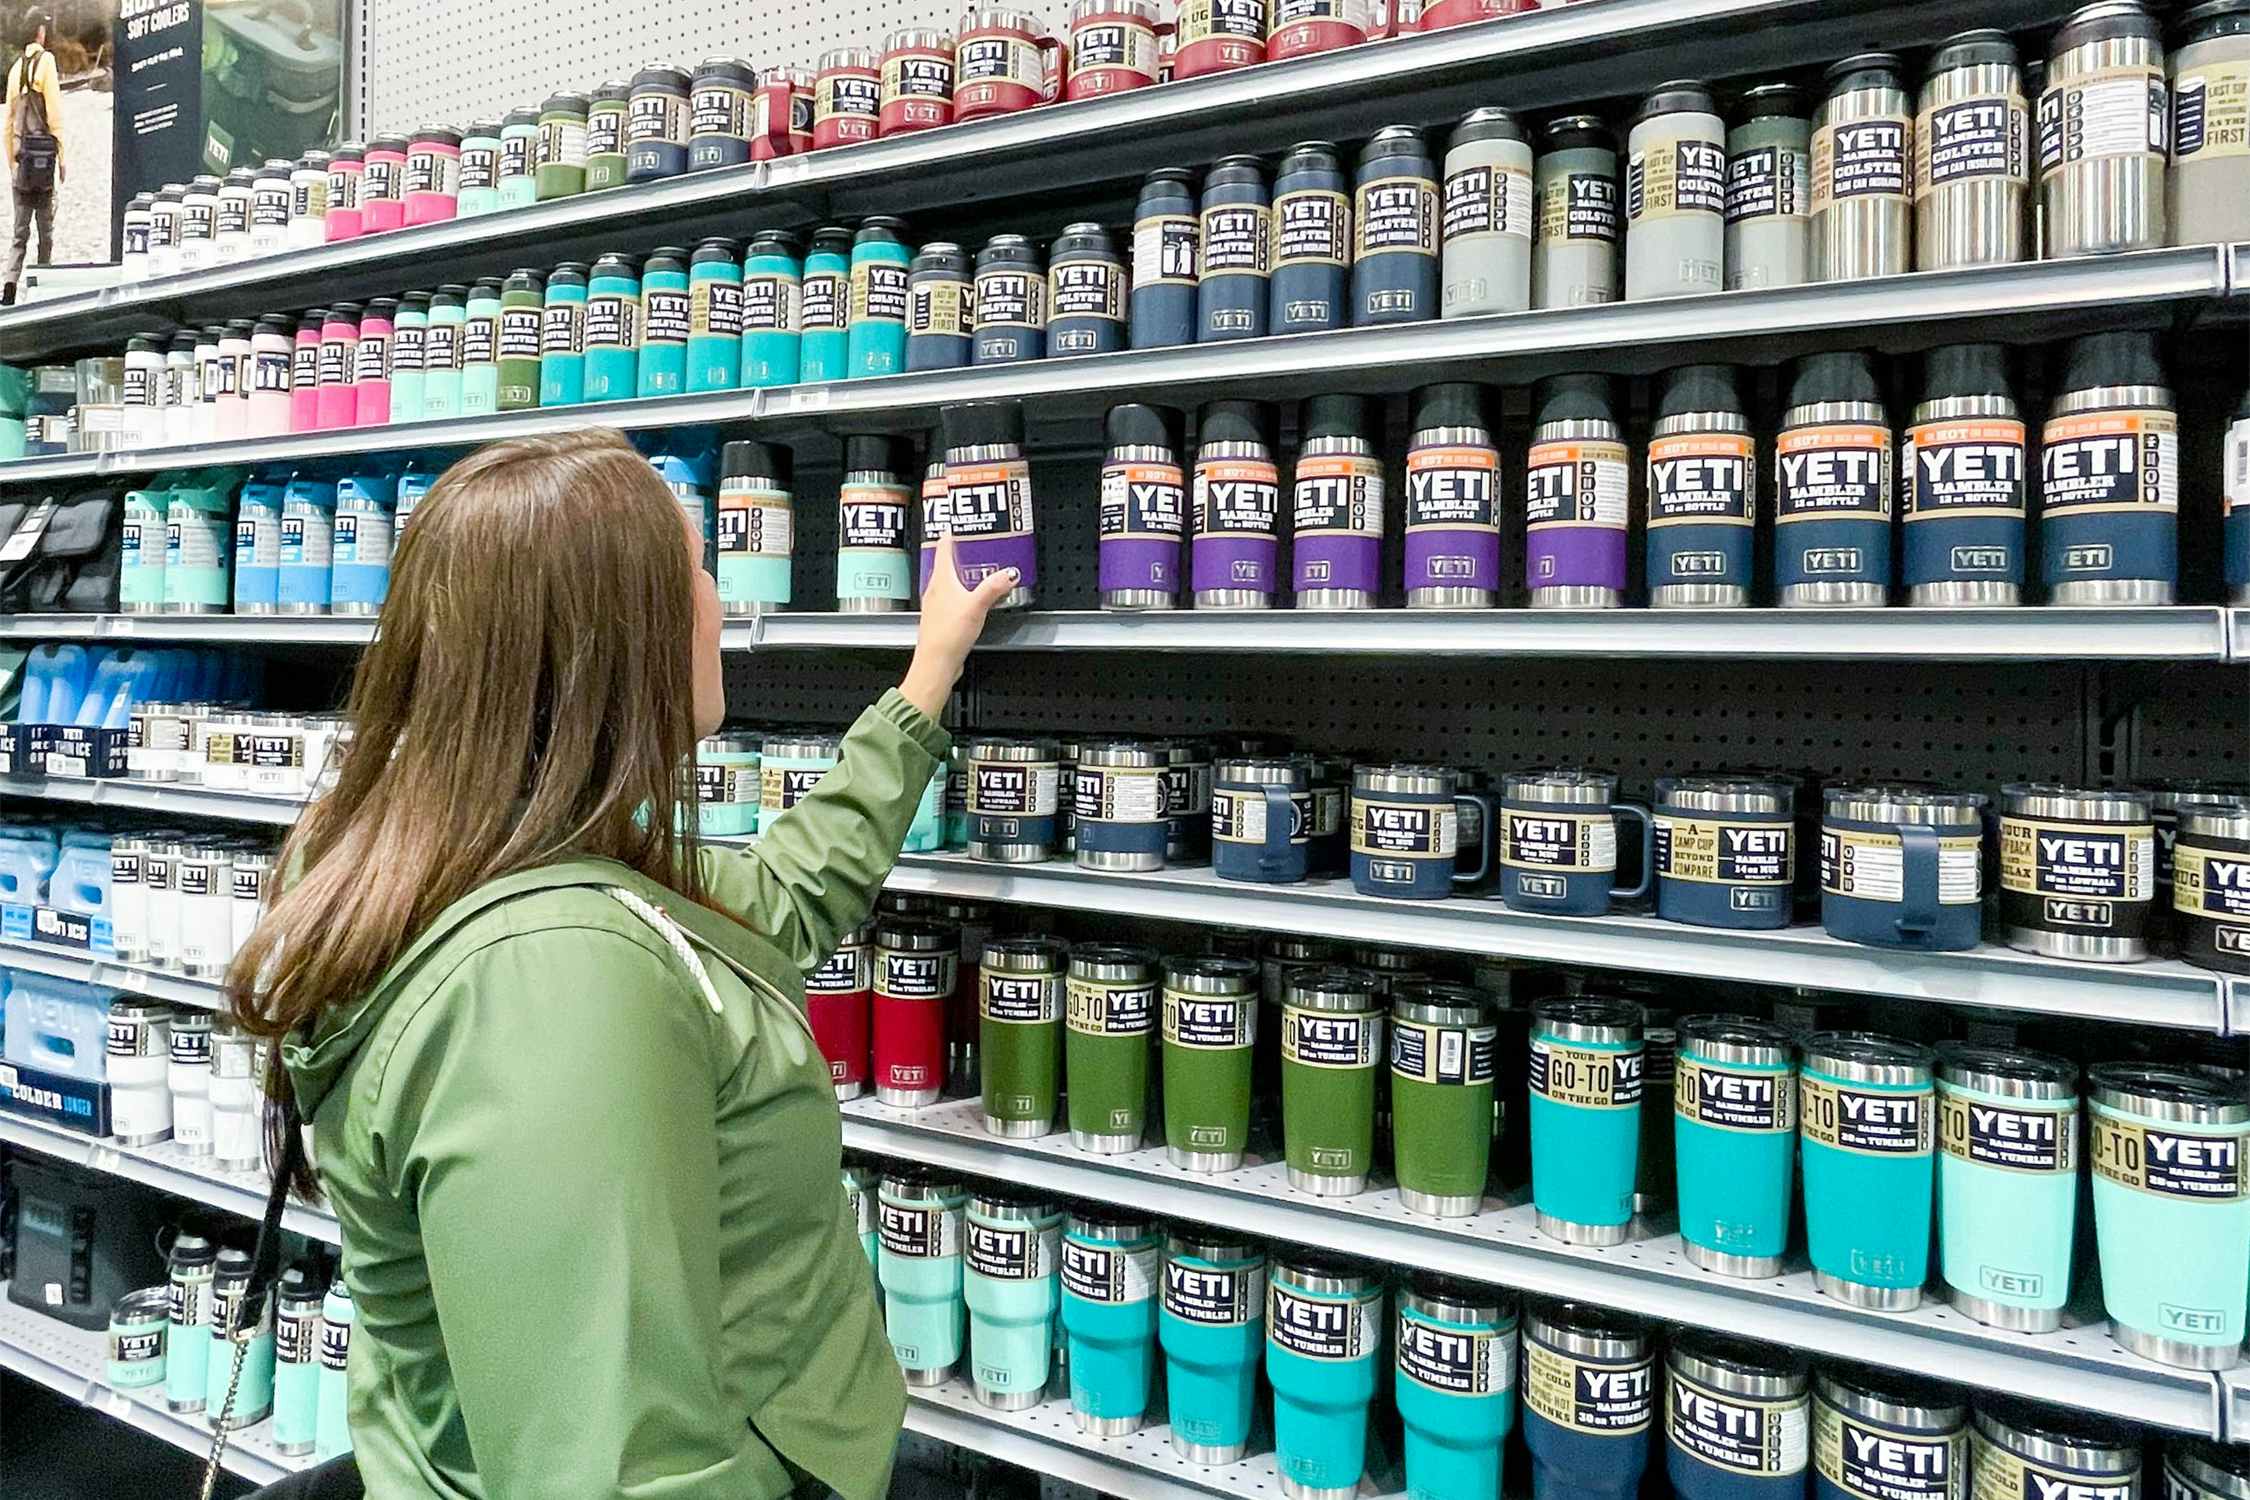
0 497 56 563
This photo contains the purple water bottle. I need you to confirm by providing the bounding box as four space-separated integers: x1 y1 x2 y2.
1526 373 1630 607
941 401 1036 608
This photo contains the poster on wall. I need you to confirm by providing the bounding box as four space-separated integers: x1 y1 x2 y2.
0 1 122 274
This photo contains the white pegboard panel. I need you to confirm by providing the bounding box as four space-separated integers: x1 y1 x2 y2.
359 0 1073 137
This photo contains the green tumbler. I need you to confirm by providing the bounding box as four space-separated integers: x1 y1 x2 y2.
1163 956 1261 1172
1281 965 1386 1197
981 936 1069 1138
1067 945 1161 1154
1390 982 1498 1218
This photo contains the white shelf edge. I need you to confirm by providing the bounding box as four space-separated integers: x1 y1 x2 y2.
0 614 379 645
0 775 306 825
844 1097 2227 1436
0 937 230 1010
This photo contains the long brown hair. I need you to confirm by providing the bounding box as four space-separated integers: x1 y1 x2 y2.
228 428 708 1193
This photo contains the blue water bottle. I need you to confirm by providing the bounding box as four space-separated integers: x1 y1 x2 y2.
1674 1015 1796 1278
686 237 742 393
1775 351 1892 607
964 1192 1062 1409
1521 1299 1653 1500
1132 166 1200 349
636 246 690 399
878 1168 969 1387
1397 1273 1518 1500
846 216 911 379
1271 141 1350 335
538 263 587 407
1903 343 2026 606
583 252 641 403
279 469 339 614
1799 1031 1935 1311
1060 1211 1162 1435
1198 155 1271 342
1811 1365 1966 1500
743 230 805 387
1047 222 1127 357
1353 126 1442 326
1529 997 1645 1246
1267 1252 1384 1500
798 226 853 383
1664 1332 1809 1500
1935 1044 2078 1333
2041 331 2177 606
1160 1232 1265 1463
330 465 398 615
1647 364 1757 608
232 469 287 614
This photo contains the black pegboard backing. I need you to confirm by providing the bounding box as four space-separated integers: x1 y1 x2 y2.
2129 665 2250 787
723 650 915 728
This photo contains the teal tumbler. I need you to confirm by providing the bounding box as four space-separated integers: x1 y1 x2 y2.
1060 1211 1162 1435
965 1192 1063 1409
1160 1232 1265 1464
1935 1044 2079 1332
1800 1032 1936 1310
1397 1273 1518 1500
1267 1252 1385 1500
1674 1015 1796 1278
1529 997 1646 1245
878 1168 969 1385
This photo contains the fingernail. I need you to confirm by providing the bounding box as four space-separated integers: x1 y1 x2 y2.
1006 569 1021 581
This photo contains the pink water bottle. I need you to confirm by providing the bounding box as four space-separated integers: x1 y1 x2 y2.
363 135 408 234
247 315 294 438
403 125 462 225
353 297 396 427
324 144 366 241
215 321 253 440
291 310 324 431
316 304 362 430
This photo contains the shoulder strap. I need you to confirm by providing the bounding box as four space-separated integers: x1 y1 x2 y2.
602 887 723 1014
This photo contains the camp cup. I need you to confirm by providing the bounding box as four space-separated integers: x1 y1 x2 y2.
1390 982 1498 1218
2088 1062 2250 1368
964 1192 1064 1408
1664 1333 1810 1500
1819 786 1988 951
1066 945 1159 1153
980 935 1068 1137
2173 797 2250 974
1798 1031 1936 1310
1351 764 1497 900
1074 739 1169 872
966 736 1062 862
1397 1274 1518 1500
877 1167 969 1384
1266 1253 1385 1500
1500 769 1653 916
1654 777 1795 930
1968 1402 2142 1500
873 918 955 1106
1935 1044 2079 1332
1162 955 1260 1171
1521 1300 1655 1500
1810 1366 1968 1500
1528 997 1645 1245
1160 1232 1266 1463
1280 965 1385 1196
1212 755 1315 884
1060 1211 1162 1433
1673 1015 1796 1278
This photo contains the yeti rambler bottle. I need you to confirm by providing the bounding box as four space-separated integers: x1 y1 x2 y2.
1099 403 1188 609
1665 1334 1810 1500
1526 374 1630 607
1934 1043 2079 1331
1529 997 1645 1245
1406 382 1502 606
2040 331 2177 605
1192 399 1283 607
1281 965 1385 1196
838 434 914 610
1522 1300 1654 1500
964 1191 1063 1408
1271 143 1351 334
1066 945 1159 1152
1443 107 1535 317
1775 351 1893 607
1903 344 2027 605
1267 1252 1386 1499
942 399 1037 606
1673 1015 1796 1277
1161 1232 1266 1463
1293 393 1384 608
1162 955 1260 1171
1648 365 1756 607
1398 1273 1518 1500
1798 1031 1936 1310
1354 125 1442 326
1061 1210 1162 1433
980 935 1068 1137
878 1167 969 1384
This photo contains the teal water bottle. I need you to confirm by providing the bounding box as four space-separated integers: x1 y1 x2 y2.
1663 1333 1809 1500
1521 1300 1654 1500
1674 1015 1796 1277
1397 1273 1518 1500
1529 997 1646 1245
799 226 852 383
584 253 641 402
1266 1252 1385 1499
846 216 912 379
208 1247 275 1423
165 1230 217 1413
1969 1402 2141 1500
315 1274 353 1458
167 469 240 612
2089 1063 2250 1368
1811 1365 1966 1500
421 284 466 420
717 439 793 613
539 263 588 406
843 1161 878 1266
742 230 803 387
1060 1211 1161 1435
388 291 429 422
1799 1032 1936 1311
458 277 502 416
878 1168 969 1386
686 238 742 393
637 246 691 398
1160 1232 1265 1463
271 1264 322 1456
964 1192 1062 1409
1935 1044 2078 1332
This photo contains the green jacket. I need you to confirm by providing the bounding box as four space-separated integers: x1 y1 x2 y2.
285 689 949 1500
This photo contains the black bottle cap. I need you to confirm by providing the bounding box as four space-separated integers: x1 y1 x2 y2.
1927 28 2019 72
1633 80 1719 125
810 226 855 256
942 400 1026 450
1823 53 1906 92
642 246 688 273
1656 364 1742 419
1734 83 1806 124
1410 381 1492 432
1358 124 1431 169
749 229 802 257
1788 350 1882 407
721 439 793 488
1535 373 1614 425
857 215 908 243
693 237 740 263
2059 330 2166 393
1300 393 1375 441
845 433 916 475
1204 155 1267 191
1451 107 1527 147
1197 399 1274 449
1107 402 1185 452
1279 141 1344 175
1922 344 2014 403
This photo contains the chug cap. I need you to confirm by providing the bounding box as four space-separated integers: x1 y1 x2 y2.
1410 381 1492 433
844 433 916 475
1197 399 1275 449
1656 363 1742 419
942 399 1026 450
2058 330 2167 393
1921 344 2015 404
1534 372 1615 425
1788 350 1883 408
721 440 793 488
1106 402 1185 452
1300 393 1375 441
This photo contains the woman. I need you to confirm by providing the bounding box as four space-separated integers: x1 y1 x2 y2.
228 428 1016 1500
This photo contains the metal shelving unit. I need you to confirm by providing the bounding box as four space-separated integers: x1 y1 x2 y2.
0 613 380 646
0 937 228 1010
0 775 304 826
842 1096 2228 1436
0 1113 339 1245
0 1290 310 1484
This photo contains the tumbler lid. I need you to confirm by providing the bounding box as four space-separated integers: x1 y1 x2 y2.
1972 1397 2143 1477
2088 1062 2250 1125
1801 1030 1934 1086
982 934 1069 972
1814 1363 1968 1432
1214 754 1310 788
1655 775 1791 815
1273 1248 1377 1296
1283 964 1383 1012
1162 954 1259 993
1675 1013 1793 1066
966 734 1058 761
1668 1329 1809 1399
1353 762 1455 797
1504 766 1618 804
2178 797 2250 843
1067 1209 1155 1243
1391 981 1490 1028
1166 1229 1261 1264
1525 1297 1647 1359
2171 1442 2250 1500
1998 781 2152 822
1823 783 1986 828
1068 943 1159 981
1532 996 1644 1043
875 916 955 951
880 1164 964 1200
1404 1271 1515 1326
970 1189 1059 1222
1936 1042 2078 1100
1080 738 1166 770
